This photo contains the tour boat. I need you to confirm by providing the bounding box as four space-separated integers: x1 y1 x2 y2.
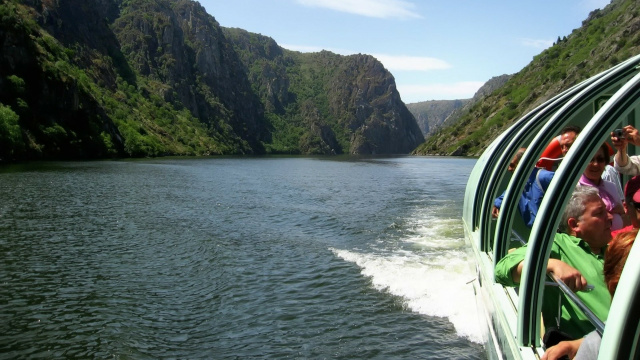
464 53 640 359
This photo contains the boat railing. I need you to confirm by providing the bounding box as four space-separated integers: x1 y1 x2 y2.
511 229 526 246
544 274 605 336
491 215 527 247
510 228 605 336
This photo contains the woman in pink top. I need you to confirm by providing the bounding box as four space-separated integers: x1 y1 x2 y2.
579 143 627 231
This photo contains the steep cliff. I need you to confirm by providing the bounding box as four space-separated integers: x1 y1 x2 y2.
0 0 423 161
0 0 125 159
407 74 511 139
406 99 470 137
224 29 424 155
328 53 424 154
112 0 269 152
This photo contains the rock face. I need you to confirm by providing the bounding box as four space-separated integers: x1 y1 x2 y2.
331 55 424 154
1 0 125 159
406 74 511 139
406 99 470 137
114 0 270 152
224 31 425 155
0 0 424 161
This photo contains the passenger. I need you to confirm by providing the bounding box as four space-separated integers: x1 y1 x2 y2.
492 148 525 217
559 125 580 156
578 143 626 231
611 175 640 238
539 126 581 170
601 162 624 201
495 186 611 342
612 125 640 175
559 126 623 199
541 228 637 360
492 148 554 228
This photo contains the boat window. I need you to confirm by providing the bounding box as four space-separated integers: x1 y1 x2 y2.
464 54 640 359
515 67 640 347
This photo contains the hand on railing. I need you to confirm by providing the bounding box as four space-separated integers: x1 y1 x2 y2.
547 273 605 335
547 259 587 292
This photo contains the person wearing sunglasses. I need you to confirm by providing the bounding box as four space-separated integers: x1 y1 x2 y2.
578 143 627 231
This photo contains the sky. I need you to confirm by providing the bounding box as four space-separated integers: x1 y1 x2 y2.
199 0 612 103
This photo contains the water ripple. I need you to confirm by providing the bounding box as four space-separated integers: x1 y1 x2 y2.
0 158 484 359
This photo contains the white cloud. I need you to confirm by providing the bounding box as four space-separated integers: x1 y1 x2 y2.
372 54 451 71
398 82 485 102
295 0 422 19
520 38 554 49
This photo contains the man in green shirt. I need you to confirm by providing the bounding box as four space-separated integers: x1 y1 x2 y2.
495 186 612 341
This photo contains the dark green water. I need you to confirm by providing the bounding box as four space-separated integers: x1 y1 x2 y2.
0 156 485 359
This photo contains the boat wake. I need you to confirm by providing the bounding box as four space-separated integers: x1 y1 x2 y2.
331 207 482 344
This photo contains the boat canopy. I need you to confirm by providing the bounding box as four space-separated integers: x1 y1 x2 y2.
463 54 640 359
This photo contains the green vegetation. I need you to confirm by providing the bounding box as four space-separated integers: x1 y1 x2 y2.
223 30 357 155
0 0 252 161
0 0 422 161
0 103 24 158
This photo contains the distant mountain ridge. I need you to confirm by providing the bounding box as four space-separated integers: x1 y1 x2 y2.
0 0 423 161
406 99 469 137
3 0 635 161
413 0 640 156
406 74 511 137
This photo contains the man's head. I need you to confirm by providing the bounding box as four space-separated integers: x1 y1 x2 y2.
624 175 640 228
560 186 612 253
508 148 527 172
559 125 581 156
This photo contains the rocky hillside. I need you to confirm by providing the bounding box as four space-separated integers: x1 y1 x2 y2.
413 0 640 156
0 0 423 161
407 74 510 138
224 29 423 155
406 99 470 137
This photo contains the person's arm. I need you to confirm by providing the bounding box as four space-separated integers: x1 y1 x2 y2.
541 338 583 360
508 258 586 292
494 247 527 287
615 152 640 176
511 261 524 283
614 142 629 167
547 258 587 292
539 170 555 197
492 191 505 218
494 191 504 207
625 125 640 146
614 126 640 175
613 128 630 167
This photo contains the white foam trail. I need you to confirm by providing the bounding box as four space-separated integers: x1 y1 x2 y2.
331 207 483 343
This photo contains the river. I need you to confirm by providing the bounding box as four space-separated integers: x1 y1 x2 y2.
0 156 486 359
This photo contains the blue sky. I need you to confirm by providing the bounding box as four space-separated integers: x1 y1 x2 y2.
199 0 611 103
